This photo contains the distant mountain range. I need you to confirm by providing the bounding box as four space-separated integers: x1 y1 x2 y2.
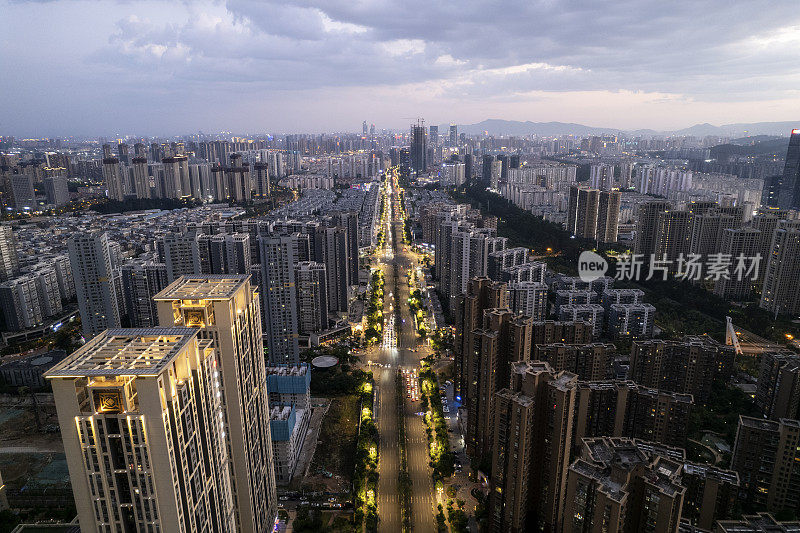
436 119 800 137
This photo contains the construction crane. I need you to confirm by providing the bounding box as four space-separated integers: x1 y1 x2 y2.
401 117 425 129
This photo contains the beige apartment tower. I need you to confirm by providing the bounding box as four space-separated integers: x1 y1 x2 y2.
154 275 277 533
45 328 236 532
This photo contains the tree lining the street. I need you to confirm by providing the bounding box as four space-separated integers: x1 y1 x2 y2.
419 365 456 482
352 377 379 531
365 270 385 345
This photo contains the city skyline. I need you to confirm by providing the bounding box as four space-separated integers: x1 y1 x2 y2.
2 0 800 136
2 123 800 532
3 3 800 529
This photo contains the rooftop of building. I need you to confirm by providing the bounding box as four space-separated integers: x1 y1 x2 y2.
551 372 578 390
270 404 294 421
645 459 685 498
569 458 626 502
536 342 615 349
265 364 310 376
738 415 782 431
154 275 249 301
635 386 694 404
583 436 686 465
44 328 199 378
602 288 645 295
559 303 605 311
577 437 685 498
503 261 546 271
608 302 656 311
495 388 535 407
682 462 739 484
579 380 630 391
531 319 593 326
507 280 547 288
716 512 800 532
585 437 649 466
488 246 528 256
0 349 67 372
9 524 81 533
634 334 726 347
556 289 595 295
511 360 552 375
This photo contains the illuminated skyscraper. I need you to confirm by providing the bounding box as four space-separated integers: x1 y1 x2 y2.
154 275 278 533
46 328 236 532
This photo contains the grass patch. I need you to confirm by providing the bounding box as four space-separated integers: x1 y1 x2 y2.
311 394 360 482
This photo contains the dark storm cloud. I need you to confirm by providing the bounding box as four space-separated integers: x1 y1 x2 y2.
1 0 799 135
97 0 800 98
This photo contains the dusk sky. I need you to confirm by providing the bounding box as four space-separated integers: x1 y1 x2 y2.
2 0 800 137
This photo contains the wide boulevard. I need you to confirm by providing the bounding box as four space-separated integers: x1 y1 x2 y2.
372 170 436 533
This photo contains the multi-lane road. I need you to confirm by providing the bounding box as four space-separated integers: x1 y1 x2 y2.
373 173 436 532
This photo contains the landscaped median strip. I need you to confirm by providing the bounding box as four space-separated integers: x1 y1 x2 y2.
407 270 427 339
417 361 457 533
364 270 385 345
396 370 412 532
353 377 378 532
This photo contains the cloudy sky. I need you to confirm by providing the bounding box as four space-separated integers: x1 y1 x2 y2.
2 0 800 137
